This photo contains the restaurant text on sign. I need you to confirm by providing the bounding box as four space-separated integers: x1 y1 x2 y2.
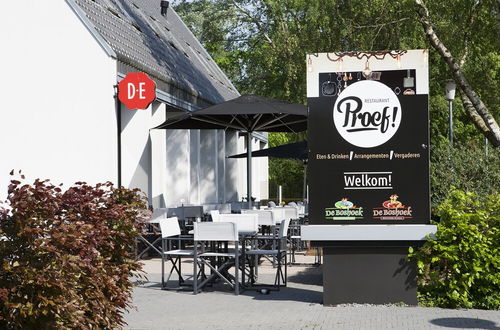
118 72 156 110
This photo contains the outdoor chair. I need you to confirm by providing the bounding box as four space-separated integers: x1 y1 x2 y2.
289 224 306 264
217 203 231 214
245 208 285 268
219 212 262 282
245 218 291 290
267 207 286 225
296 204 306 217
151 208 169 222
230 201 243 213
210 210 220 222
282 206 300 258
265 207 286 238
218 213 258 253
136 208 168 259
245 209 283 265
283 206 299 221
193 222 240 295
159 216 197 290
168 205 204 234
218 213 259 235
241 209 274 227
242 209 276 249
287 226 321 266
202 203 231 218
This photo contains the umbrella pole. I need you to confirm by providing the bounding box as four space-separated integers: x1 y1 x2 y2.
302 163 307 200
247 132 252 209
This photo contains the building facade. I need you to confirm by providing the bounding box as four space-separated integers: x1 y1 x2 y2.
0 0 268 206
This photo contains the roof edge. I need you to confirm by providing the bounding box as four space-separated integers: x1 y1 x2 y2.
65 0 117 59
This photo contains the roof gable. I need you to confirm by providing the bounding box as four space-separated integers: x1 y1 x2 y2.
72 0 239 106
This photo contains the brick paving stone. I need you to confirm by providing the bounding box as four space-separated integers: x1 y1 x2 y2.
125 257 500 330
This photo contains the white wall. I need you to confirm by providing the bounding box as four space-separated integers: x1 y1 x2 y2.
161 128 239 207
236 134 269 202
150 103 168 208
163 129 191 206
189 130 200 205
0 0 117 199
0 1 268 206
225 131 239 202
258 140 269 200
126 101 170 208
199 130 217 203
121 104 152 202
122 103 236 208
216 130 226 203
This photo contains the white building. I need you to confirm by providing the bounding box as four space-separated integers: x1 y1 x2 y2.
0 0 268 206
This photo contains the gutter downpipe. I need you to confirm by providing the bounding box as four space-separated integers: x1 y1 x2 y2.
115 92 122 187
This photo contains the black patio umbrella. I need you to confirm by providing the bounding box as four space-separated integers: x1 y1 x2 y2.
228 141 309 199
154 94 308 208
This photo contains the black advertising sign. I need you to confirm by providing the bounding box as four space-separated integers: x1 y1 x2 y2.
307 50 430 225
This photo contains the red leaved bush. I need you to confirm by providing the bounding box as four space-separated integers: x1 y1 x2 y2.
0 174 149 329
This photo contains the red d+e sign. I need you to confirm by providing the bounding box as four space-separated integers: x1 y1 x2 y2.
118 72 156 110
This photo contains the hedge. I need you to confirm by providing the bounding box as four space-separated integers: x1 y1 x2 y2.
0 174 149 328
410 189 500 309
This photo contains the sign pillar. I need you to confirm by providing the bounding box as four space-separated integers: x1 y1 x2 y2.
304 50 436 305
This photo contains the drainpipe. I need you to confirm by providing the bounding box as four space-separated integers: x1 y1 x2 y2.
114 91 122 187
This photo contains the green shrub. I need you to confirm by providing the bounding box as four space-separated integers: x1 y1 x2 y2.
0 174 149 328
410 189 500 309
430 143 500 213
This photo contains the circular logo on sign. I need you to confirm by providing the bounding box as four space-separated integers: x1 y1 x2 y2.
333 80 401 148
118 72 157 110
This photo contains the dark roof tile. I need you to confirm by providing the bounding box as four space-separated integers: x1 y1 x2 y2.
74 0 239 105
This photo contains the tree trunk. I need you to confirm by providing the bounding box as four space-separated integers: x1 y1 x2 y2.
459 91 495 142
415 0 500 147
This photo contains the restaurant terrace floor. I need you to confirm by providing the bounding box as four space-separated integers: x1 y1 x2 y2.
125 253 500 330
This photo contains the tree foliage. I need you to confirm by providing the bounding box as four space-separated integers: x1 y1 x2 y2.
416 0 500 146
0 175 149 329
267 132 306 199
173 0 500 196
410 189 500 309
430 144 500 212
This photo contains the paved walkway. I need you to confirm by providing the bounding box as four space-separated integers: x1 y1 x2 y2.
125 256 500 330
